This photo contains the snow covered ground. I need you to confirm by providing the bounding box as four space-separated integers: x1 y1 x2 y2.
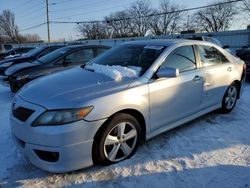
0 83 250 188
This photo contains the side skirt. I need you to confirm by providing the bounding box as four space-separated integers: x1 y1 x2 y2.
146 103 221 140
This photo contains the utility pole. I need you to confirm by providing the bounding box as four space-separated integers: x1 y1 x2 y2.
46 0 50 42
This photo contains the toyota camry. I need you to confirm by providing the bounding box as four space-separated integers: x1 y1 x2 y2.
10 40 245 172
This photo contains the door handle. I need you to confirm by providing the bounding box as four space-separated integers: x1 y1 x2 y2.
193 75 201 81
227 67 232 72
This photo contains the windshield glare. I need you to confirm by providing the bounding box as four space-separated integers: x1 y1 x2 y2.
25 47 44 57
88 44 165 75
38 47 70 64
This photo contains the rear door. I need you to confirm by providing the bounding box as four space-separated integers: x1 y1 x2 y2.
196 45 234 109
149 45 204 131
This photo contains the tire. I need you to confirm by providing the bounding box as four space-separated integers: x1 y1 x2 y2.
220 83 238 113
93 113 141 165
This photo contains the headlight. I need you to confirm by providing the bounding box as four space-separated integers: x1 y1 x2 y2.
32 106 93 126
0 61 13 68
16 74 29 81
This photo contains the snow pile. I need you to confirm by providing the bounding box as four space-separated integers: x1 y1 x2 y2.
85 64 141 81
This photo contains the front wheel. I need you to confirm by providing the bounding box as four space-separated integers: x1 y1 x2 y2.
93 113 141 165
220 83 238 113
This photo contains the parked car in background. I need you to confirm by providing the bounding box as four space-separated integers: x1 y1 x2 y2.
6 45 110 92
0 45 64 76
236 47 250 82
236 47 250 61
0 46 35 61
0 44 13 53
10 40 245 172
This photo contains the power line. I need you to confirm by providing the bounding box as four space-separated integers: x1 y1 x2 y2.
49 0 116 12
15 4 45 19
51 2 132 20
20 22 47 31
19 0 244 32
15 1 45 15
50 0 244 24
12 0 34 11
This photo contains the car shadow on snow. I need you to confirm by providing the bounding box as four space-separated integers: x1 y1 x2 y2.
68 165 250 188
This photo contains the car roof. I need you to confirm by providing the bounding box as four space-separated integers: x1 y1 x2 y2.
65 44 110 49
122 39 216 47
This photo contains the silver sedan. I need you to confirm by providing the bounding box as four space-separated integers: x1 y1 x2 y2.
10 40 246 172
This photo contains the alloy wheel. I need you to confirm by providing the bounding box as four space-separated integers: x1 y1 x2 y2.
103 122 137 162
225 85 237 110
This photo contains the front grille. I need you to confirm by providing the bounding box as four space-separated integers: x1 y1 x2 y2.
12 107 34 122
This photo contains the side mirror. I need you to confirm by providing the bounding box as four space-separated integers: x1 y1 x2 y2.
156 67 179 78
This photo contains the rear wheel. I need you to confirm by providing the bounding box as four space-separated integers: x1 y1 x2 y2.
93 113 141 165
221 83 238 113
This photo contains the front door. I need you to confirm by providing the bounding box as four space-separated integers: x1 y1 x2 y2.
149 45 203 131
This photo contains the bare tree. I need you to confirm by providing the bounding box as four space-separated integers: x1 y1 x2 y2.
77 22 111 39
150 0 183 35
0 10 20 43
127 0 153 36
105 10 132 38
194 0 237 32
243 0 250 11
19 33 42 42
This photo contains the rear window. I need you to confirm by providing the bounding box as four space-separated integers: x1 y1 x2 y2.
197 45 229 67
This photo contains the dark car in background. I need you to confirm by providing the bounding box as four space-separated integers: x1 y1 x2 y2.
0 45 64 76
0 44 13 53
6 45 110 92
236 47 250 82
0 46 35 61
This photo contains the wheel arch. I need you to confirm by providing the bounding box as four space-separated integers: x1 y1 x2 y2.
92 108 147 164
232 80 241 99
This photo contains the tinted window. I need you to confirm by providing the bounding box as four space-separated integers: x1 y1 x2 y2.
38 47 71 64
198 45 229 67
160 46 196 72
37 47 59 58
96 48 108 55
4 45 12 50
65 49 94 64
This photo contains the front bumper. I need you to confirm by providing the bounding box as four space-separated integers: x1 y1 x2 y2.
11 95 106 172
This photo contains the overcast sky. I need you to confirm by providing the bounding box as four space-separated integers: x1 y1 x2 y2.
0 0 246 41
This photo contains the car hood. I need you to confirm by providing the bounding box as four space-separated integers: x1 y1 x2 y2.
18 66 135 109
5 61 41 76
0 55 30 64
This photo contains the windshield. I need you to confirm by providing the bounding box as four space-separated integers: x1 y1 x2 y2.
88 44 166 75
25 46 45 57
37 47 71 64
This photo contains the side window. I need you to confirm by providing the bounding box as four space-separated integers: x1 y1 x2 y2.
198 45 229 67
160 46 196 72
4 45 12 50
65 49 94 64
38 48 57 58
96 48 108 56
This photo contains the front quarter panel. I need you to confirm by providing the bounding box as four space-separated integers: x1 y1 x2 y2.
81 81 150 133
